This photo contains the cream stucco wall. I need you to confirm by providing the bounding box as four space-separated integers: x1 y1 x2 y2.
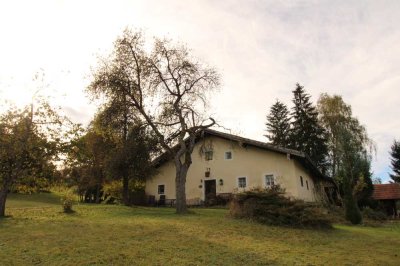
292 160 317 201
146 136 318 203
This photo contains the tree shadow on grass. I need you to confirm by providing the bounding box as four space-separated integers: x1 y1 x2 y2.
61 209 77 215
7 193 61 207
124 206 223 219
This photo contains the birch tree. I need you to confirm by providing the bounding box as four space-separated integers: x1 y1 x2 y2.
317 93 374 224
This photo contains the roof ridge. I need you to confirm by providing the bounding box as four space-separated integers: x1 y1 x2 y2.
152 128 334 183
204 128 305 157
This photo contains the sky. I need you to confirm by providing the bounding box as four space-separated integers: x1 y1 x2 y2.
0 0 399 182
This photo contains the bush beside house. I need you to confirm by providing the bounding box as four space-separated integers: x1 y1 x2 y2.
230 187 332 229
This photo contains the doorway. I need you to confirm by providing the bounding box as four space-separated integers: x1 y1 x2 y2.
204 179 216 204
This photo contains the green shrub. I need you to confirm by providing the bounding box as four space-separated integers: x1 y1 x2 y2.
324 205 347 224
11 184 38 194
61 194 75 213
11 177 51 194
229 187 332 229
103 180 145 205
103 181 123 204
362 207 387 221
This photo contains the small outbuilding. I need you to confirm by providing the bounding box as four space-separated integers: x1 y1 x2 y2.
372 183 400 217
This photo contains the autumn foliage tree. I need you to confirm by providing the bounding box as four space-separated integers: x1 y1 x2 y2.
67 127 113 203
65 104 157 205
317 93 374 224
88 29 220 213
0 102 67 217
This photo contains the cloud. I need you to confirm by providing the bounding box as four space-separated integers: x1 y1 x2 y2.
0 0 399 182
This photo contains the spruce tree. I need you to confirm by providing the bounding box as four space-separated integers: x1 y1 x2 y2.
265 100 291 147
290 83 328 171
390 140 400 183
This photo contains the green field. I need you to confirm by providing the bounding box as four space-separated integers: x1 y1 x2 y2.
1 193 399 265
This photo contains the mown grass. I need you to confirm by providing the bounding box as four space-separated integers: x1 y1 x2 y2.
1 193 400 265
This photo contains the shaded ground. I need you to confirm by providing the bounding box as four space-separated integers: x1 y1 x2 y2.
1 193 399 265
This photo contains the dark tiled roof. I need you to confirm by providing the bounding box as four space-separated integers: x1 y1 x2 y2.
203 129 304 157
373 183 400 200
153 128 334 184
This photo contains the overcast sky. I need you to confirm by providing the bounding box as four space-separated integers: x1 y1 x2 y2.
0 0 399 182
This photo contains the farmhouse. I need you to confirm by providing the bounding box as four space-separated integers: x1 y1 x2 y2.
146 129 336 205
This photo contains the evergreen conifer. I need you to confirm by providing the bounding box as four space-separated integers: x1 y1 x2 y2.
290 83 328 171
390 140 400 183
265 100 291 147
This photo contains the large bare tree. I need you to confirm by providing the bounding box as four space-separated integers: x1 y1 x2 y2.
88 29 220 213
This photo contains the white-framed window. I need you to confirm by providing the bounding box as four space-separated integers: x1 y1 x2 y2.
265 174 275 187
158 184 165 195
238 177 247 188
205 151 213 161
224 151 232 160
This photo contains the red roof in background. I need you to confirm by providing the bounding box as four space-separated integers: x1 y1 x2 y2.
373 183 400 200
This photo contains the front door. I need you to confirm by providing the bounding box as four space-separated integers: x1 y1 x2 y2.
204 179 216 204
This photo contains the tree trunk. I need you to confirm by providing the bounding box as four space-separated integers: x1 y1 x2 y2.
121 94 130 206
332 152 337 178
175 164 188 214
343 192 362 224
95 184 101 204
0 176 12 217
122 176 130 206
0 188 8 217
343 177 362 224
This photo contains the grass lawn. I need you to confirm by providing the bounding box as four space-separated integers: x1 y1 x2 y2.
1 193 400 265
